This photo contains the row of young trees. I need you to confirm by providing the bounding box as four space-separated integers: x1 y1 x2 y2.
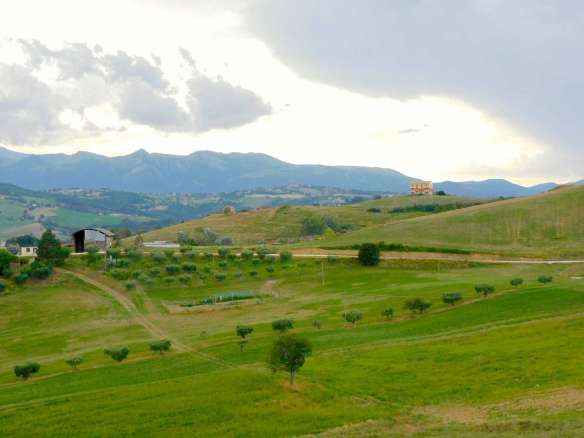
14 339 172 380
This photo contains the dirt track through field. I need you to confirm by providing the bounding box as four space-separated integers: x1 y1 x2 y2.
57 269 230 367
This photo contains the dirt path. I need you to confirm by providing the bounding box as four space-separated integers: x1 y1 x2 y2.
287 252 584 265
57 269 229 367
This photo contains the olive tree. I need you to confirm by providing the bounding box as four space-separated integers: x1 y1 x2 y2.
442 292 462 306
268 334 312 385
343 310 363 327
358 243 380 266
475 284 496 297
104 346 129 362
236 325 254 351
14 362 40 380
381 308 394 320
510 278 524 287
65 356 84 371
404 298 432 314
538 275 553 284
149 340 172 354
272 319 294 333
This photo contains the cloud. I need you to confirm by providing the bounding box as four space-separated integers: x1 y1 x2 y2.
243 0 584 175
0 63 64 144
187 74 272 131
2 41 271 143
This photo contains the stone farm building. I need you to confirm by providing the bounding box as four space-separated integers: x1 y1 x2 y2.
72 228 114 253
410 181 433 195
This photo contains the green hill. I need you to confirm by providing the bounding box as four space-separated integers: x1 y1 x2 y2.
324 185 584 258
136 195 485 245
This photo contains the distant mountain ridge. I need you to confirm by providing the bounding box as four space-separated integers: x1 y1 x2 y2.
0 147 559 197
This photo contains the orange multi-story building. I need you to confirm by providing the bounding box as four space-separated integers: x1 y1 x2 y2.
410 181 433 195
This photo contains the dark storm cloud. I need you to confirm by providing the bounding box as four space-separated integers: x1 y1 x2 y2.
243 0 584 176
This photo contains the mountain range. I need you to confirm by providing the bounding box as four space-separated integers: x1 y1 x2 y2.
0 147 562 197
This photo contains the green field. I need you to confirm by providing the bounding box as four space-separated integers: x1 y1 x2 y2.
2 247 584 436
316 186 584 258
137 194 484 246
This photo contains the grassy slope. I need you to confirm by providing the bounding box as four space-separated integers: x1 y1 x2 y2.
136 195 482 245
2 254 584 435
317 185 584 258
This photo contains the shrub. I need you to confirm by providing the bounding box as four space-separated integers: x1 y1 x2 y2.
164 277 175 285
343 310 363 326
256 247 271 260
184 251 197 260
151 253 166 263
111 269 131 281
149 267 161 277
149 339 171 354
127 249 143 262
358 243 381 266
252 259 261 266
367 207 382 213
249 271 258 277
266 266 275 274
198 274 208 281
104 346 129 362
279 251 293 264
272 319 294 333
475 284 496 297
125 281 136 291
218 261 228 269
27 260 53 280
179 275 192 285
241 249 254 260
442 292 462 305
14 362 40 380
0 280 5 293
404 298 432 314
214 272 227 281
510 278 524 287
14 273 29 285
312 320 322 330
234 271 244 279
65 356 83 371
164 250 175 260
165 265 181 275
0 249 17 275
227 253 237 262
236 325 254 339
218 248 230 259
381 308 394 319
538 275 553 284
268 334 312 384
302 215 326 236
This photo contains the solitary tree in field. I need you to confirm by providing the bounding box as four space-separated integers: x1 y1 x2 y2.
236 325 254 351
510 278 524 287
442 292 462 306
150 340 172 354
268 334 312 385
381 308 394 320
65 357 84 371
538 275 554 284
404 298 432 314
475 284 496 297
104 346 129 363
14 362 40 380
343 310 363 327
272 319 294 333
37 229 69 267
358 243 380 266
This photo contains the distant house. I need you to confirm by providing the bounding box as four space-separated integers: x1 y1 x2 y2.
410 181 433 195
72 228 114 253
18 246 38 258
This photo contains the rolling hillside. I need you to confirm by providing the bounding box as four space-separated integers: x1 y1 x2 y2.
135 195 486 245
325 185 584 258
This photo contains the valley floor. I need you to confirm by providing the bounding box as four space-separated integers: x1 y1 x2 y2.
2 256 584 436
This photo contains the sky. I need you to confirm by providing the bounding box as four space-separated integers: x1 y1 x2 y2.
0 0 581 185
